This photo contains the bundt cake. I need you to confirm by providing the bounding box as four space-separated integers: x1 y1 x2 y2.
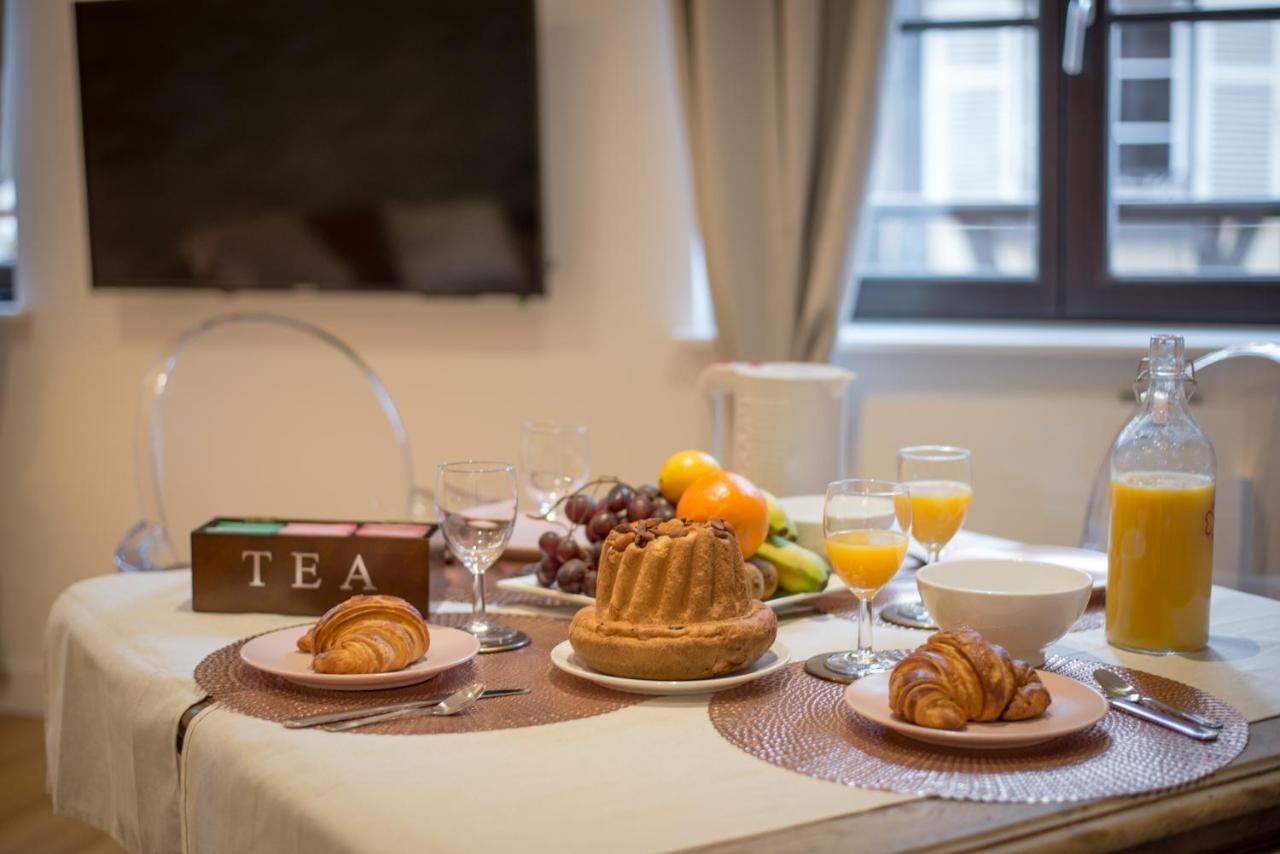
568 517 777 680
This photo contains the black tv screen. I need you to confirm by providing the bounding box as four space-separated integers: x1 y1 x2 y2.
75 0 543 295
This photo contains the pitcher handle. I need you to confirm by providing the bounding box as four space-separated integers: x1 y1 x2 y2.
697 362 739 464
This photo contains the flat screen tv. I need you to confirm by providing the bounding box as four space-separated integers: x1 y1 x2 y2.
75 0 543 295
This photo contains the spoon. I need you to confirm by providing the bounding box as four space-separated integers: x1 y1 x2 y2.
326 683 485 731
1094 669 1222 730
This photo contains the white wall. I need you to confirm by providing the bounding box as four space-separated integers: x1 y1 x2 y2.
848 348 1153 540
0 0 711 713
841 338 1280 591
2 0 1276 717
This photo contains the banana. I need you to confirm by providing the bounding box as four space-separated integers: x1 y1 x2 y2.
747 556 779 599
762 490 799 542
753 534 830 595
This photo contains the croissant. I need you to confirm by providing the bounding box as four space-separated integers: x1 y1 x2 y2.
296 595 430 674
888 629 1051 730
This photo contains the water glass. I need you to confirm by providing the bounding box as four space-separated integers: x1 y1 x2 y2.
436 460 529 652
519 422 590 519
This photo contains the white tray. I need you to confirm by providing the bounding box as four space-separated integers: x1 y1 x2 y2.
496 572 845 611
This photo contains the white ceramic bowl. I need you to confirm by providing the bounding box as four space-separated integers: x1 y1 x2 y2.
916 559 1092 666
776 494 825 554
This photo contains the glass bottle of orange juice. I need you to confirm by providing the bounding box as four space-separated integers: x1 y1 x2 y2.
1107 334 1215 654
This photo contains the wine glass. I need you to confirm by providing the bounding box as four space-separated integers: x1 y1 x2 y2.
821 479 912 679
889 445 973 627
519 422 590 520
435 461 529 652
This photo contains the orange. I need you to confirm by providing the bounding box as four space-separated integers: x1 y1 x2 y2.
676 471 769 558
657 449 722 504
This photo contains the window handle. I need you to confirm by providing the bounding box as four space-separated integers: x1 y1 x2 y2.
1063 0 1096 75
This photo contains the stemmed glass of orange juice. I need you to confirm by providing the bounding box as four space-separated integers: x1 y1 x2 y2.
892 446 973 626
822 479 912 678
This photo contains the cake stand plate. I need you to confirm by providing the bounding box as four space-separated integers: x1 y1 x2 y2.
549 641 791 695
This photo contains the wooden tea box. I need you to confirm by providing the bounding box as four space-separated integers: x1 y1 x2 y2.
190 518 435 616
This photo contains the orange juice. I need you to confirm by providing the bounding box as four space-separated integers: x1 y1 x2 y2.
1107 471 1214 653
907 480 973 547
826 530 908 596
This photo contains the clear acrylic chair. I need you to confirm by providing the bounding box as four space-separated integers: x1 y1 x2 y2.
1081 341 1280 597
116 313 428 571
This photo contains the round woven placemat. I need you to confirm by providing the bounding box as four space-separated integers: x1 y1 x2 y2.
708 657 1248 803
194 613 643 735
812 582 1107 634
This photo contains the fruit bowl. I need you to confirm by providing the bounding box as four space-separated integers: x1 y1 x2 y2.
510 459 834 604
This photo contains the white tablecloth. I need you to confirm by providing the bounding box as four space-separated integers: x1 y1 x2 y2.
45 548 1280 854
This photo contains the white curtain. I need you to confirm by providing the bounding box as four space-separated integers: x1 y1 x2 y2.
672 0 891 362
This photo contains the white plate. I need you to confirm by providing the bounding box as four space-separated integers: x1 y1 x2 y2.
945 543 1107 591
239 624 480 691
550 640 791 695
843 670 1108 750
497 572 844 610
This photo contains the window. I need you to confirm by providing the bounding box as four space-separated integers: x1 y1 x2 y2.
855 0 1280 323
0 0 14 306
0 180 14 304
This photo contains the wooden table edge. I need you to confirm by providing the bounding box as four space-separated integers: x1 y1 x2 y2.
689 714 1280 854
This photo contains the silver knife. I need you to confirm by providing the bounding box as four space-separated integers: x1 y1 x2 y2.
282 687 529 729
1105 696 1218 741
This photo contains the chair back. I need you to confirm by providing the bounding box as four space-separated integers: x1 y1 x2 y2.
117 313 426 571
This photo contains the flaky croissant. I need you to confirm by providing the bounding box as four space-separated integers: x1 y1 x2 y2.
297 594 430 674
888 629 1051 730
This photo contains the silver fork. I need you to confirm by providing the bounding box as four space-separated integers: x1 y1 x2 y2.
326 682 484 731
283 687 528 729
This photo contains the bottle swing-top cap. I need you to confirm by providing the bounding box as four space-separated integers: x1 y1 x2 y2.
1134 334 1197 425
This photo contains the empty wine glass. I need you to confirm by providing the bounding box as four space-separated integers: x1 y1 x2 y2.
519 422 590 520
821 479 912 679
436 461 529 652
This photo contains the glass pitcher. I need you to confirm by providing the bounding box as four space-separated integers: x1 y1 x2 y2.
1106 334 1216 654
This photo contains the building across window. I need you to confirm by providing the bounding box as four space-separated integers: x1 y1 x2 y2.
1109 17 1280 279
854 0 1280 323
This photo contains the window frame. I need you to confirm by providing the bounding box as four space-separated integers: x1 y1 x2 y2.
854 1 1280 324
1062 2 1280 323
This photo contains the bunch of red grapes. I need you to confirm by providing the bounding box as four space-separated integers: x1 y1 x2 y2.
530 481 675 596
